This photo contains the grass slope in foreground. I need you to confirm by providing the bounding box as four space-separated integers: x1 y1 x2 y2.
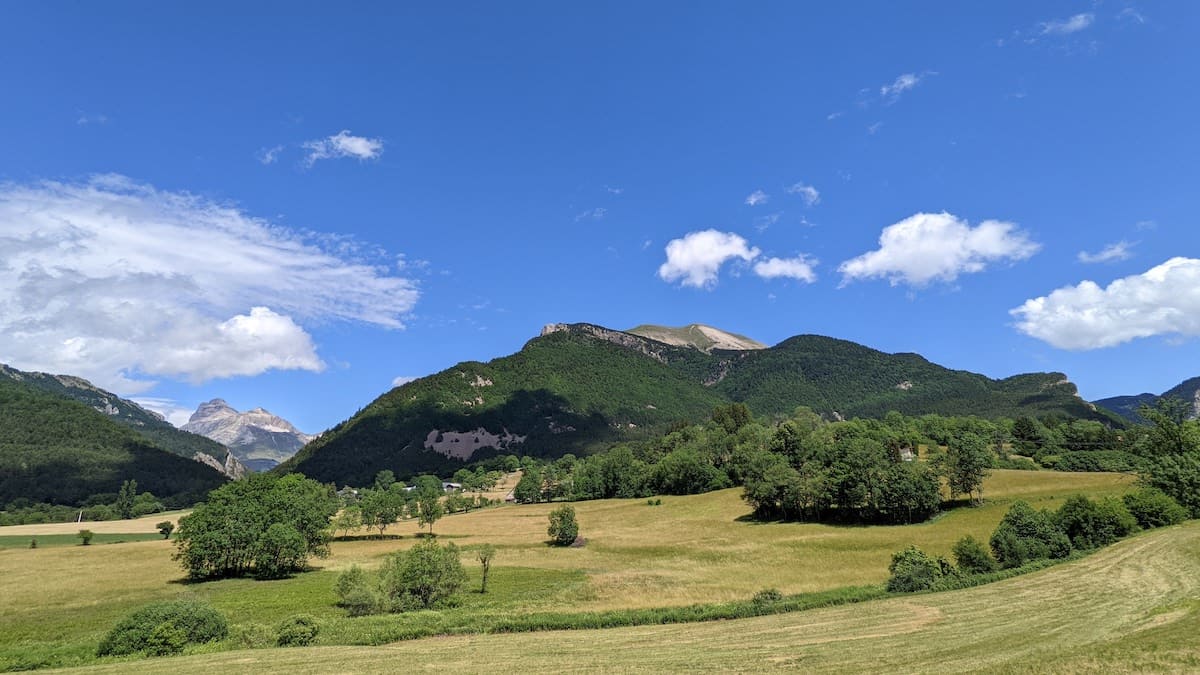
55 520 1200 674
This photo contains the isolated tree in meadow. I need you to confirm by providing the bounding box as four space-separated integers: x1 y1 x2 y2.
157 521 175 539
77 529 94 546
476 544 496 593
415 485 444 535
379 539 466 611
116 479 138 519
547 505 579 546
942 432 991 503
359 489 404 538
334 506 362 538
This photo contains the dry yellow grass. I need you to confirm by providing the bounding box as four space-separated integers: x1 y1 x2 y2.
0 510 190 537
49 520 1200 674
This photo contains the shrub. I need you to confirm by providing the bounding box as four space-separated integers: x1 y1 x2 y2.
275 615 319 647
334 565 379 616
378 539 466 611
752 588 784 605
547 505 579 546
951 535 997 574
29 537 36 549
77 529 94 546
227 623 275 649
1146 453 1200 518
1123 487 1189 529
886 545 944 592
989 501 1071 568
144 621 187 656
97 601 228 657
1055 494 1138 549
157 521 175 539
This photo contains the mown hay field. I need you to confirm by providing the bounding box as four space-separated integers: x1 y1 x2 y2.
0 469 1136 671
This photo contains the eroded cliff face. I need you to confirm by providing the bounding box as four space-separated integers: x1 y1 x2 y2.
183 399 312 470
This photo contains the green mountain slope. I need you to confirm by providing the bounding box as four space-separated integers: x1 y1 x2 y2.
282 323 1119 485
0 364 243 477
1095 375 1200 422
280 327 725 486
0 376 228 507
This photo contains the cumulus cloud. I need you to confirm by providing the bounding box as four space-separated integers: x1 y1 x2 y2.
753 255 818 283
785 182 820 206
744 190 769 206
658 230 760 288
839 212 1040 287
1078 240 1135 264
302 130 384 167
1041 13 1094 35
1012 258 1200 349
0 175 418 393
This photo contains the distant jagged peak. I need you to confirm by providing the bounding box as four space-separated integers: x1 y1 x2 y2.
626 323 767 353
183 398 312 469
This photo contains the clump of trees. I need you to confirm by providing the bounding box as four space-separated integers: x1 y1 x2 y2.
173 473 338 580
887 487 1189 593
334 539 467 615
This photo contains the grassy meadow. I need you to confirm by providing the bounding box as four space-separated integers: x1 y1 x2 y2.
0 469 1140 671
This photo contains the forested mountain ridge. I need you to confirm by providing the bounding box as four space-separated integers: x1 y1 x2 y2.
0 374 229 507
1095 376 1200 423
0 363 244 478
280 322 1119 485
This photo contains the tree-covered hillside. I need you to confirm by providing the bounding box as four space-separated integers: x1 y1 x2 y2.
282 323 1122 485
0 376 228 507
0 364 239 474
1095 376 1200 423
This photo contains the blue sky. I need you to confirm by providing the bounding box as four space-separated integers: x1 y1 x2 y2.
1 2 1197 432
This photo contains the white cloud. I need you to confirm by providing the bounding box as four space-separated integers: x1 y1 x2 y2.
0 175 418 393
867 122 883 135
880 72 934 102
826 112 843 121
753 256 818 283
744 190 769 206
754 212 782 232
258 145 284 165
392 375 419 387
1041 13 1094 35
785 182 820 206
605 185 624 195
839 212 1040 287
302 130 384 167
658 230 760 289
1012 258 1200 350
131 397 196 428
1078 240 1135 264
575 207 607 222
1117 8 1146 24
76 113 109 126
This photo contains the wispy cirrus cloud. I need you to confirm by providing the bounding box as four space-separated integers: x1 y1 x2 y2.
1040 13 1095 36
0 175 418 393
785 182 820 207
744 190 769 206
1078 240 1135 264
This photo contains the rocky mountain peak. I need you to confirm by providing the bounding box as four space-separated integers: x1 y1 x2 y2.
183 400 312 471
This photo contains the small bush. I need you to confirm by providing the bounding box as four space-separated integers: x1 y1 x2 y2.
952 535 997 574
378 539 466 611
887 545 943 592
547 505 579 546
334 565 379 616
227 623 275 649
144 621 187 657
97 601 228 657
77 529 94 546
752 588 784 604
1123 488 1189 529
276 615 319 647
29 537 37 549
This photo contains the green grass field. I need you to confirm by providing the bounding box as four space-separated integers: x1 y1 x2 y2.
0 470 1148 671
55 520 1200 673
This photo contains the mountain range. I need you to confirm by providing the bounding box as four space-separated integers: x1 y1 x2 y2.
1094 377 1200 423
182 399 313 471
278 322 1117 487
0 364 229 506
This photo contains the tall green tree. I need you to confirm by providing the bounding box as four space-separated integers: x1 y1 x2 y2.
547 505 579 546
942 432 992 504
116 479 138 519
359 488 405 538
